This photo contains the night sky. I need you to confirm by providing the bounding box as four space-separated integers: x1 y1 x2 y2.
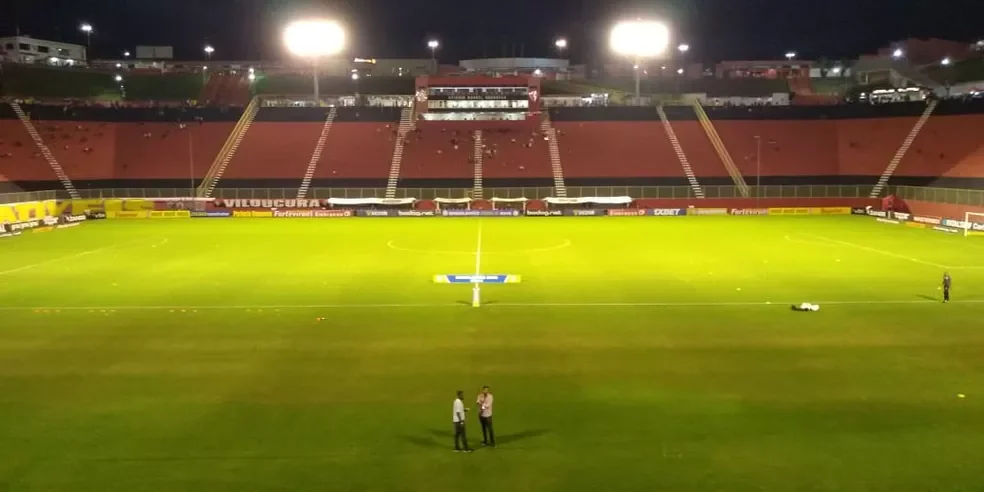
3 0 983 63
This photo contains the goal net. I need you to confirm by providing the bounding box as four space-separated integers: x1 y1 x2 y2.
964 212 984 237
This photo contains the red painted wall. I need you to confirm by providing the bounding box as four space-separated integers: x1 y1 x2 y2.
901 200 984 219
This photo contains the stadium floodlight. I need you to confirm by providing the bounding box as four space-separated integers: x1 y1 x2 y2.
285 19 347 104
115 63 122 68
831 66 842 75
555 38 568 52
123 51 130 58
678 43 690 53
114 74 122 82
676 67 684 75
941 56 952 66
892 48 904 59
785 51 796 60
610 20 670 103
204 45 215 60
80 23 94 53
427 39 440 68
351 72 359 81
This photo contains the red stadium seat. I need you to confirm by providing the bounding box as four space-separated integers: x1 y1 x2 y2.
896 114 984 178
714 121 839 177
552 122 682 178
480 129 552 179
316 123 396 179
223 123 323 179
0 121 61 182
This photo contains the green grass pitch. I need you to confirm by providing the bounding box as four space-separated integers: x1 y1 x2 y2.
2 216 984 492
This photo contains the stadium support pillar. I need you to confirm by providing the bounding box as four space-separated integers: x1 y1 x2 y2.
312 59 320 106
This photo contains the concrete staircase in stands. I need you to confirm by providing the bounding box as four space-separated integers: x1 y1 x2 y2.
657 105 704 199
384 107 414 199
539 112 568 198
198 96 259 197
297 107 337 199
870 99 938 198
10 102 80 199
472 130 484 199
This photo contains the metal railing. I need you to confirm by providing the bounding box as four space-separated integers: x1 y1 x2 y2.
892 185 984 207
0 190 61 204
69 184 878 201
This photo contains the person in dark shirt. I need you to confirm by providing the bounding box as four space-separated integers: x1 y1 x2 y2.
942 273 952 303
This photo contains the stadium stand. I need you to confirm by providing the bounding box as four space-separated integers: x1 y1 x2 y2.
311 107 401 188
398 123 475 188
480 128 554 187
0 113 61 190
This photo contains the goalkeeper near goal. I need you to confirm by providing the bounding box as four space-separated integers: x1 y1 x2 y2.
943 272 952 303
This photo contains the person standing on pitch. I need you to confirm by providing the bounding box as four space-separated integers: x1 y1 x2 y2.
943 272 952 303
477 386 495 447
452 390 472 452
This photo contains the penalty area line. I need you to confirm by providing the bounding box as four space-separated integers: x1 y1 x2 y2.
1 299 983 311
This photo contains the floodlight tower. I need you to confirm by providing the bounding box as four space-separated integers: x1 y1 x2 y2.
284 19 346 104
80 23 94 55
427 39 439 62
204 45 215 61
610 20 670 103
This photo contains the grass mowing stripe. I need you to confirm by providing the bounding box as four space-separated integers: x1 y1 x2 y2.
1 298 980 311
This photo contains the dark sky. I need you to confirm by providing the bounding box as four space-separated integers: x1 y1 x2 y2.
2 0 982 63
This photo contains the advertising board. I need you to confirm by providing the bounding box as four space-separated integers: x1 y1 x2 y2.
729 208 769 215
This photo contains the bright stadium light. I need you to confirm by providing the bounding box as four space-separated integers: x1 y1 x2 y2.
941 56 952 66
427 39 440 67
123 51 130 58
204 45 215 60
610 20 670 102
676 67 684 75
785 51 796 60
555 38 568 50
892 48 904 59
248 72 256 82
80 23 94 53
351 72 360 80
114 74 123 82
285 19 347 104
678 43 690 53
610 20 670 58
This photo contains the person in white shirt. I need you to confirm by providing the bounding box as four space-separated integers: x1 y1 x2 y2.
452 390 472 452
477 386 495 447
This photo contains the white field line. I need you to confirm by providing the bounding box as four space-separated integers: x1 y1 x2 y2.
0 237 168 277
474 220 483 276
805 233 949 269
2 299 983 311
0 244 118 276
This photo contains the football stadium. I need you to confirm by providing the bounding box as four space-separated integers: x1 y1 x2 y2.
2 15 984 492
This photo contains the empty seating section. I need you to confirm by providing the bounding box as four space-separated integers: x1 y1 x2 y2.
480 129 552 179
0 121 60 182
223 123 323 179
316 123 395 178
836 118 918 176
659 121 729 178
400 124 474 179
114 123 234 180
713 121 838 176
896 115 984 178
553 123 681 179
39 121 116 180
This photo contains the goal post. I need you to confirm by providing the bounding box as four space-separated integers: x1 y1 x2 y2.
964 212 984 237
